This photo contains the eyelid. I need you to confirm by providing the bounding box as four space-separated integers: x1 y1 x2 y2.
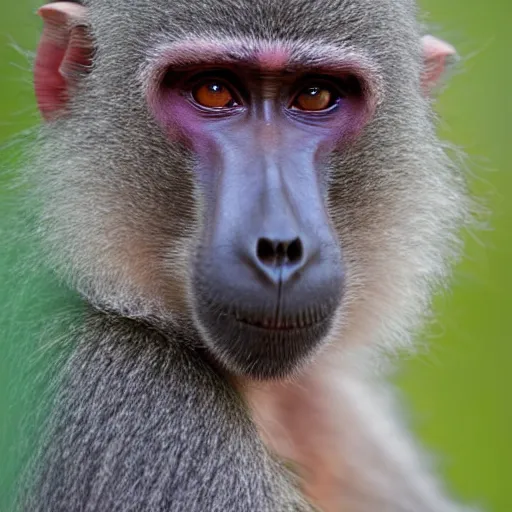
291 74 352 96
287 102 341 119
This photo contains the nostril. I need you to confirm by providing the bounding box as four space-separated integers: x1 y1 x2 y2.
256 238 276 265
286 238 303 264
256 237 304 267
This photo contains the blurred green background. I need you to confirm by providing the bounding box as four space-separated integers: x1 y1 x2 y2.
0 1 510 511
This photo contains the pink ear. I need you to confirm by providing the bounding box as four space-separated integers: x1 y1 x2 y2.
421 35 457 95
35 2 92 120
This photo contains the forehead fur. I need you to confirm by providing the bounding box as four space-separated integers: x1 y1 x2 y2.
84 0 420 58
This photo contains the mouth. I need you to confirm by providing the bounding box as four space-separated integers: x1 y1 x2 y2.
194 300 337 379
233 311 329 331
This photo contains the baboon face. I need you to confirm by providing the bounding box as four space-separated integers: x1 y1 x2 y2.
35 0 465 378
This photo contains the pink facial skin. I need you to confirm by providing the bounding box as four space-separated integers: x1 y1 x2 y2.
144 39 382 155
255 47 291 72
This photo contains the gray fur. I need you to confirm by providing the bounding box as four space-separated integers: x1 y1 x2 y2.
19 0 472 510
22 313 311 511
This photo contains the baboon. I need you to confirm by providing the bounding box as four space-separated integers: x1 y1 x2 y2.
3 0 477 510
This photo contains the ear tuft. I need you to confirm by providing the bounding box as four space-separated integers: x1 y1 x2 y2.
421 35 457 95
35 2 92 120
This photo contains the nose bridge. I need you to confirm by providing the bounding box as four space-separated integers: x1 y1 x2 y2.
261 96 278 123
259 149 300 238
255 103 284 153
251 94 285 147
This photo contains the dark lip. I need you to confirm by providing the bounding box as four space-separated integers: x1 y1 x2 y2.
232 313 330 332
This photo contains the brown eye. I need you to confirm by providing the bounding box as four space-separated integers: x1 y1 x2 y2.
192 81 238 109
292 85 336 112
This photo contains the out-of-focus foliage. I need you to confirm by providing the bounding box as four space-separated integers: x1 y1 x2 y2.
0 1 509 511
397 2 510 511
